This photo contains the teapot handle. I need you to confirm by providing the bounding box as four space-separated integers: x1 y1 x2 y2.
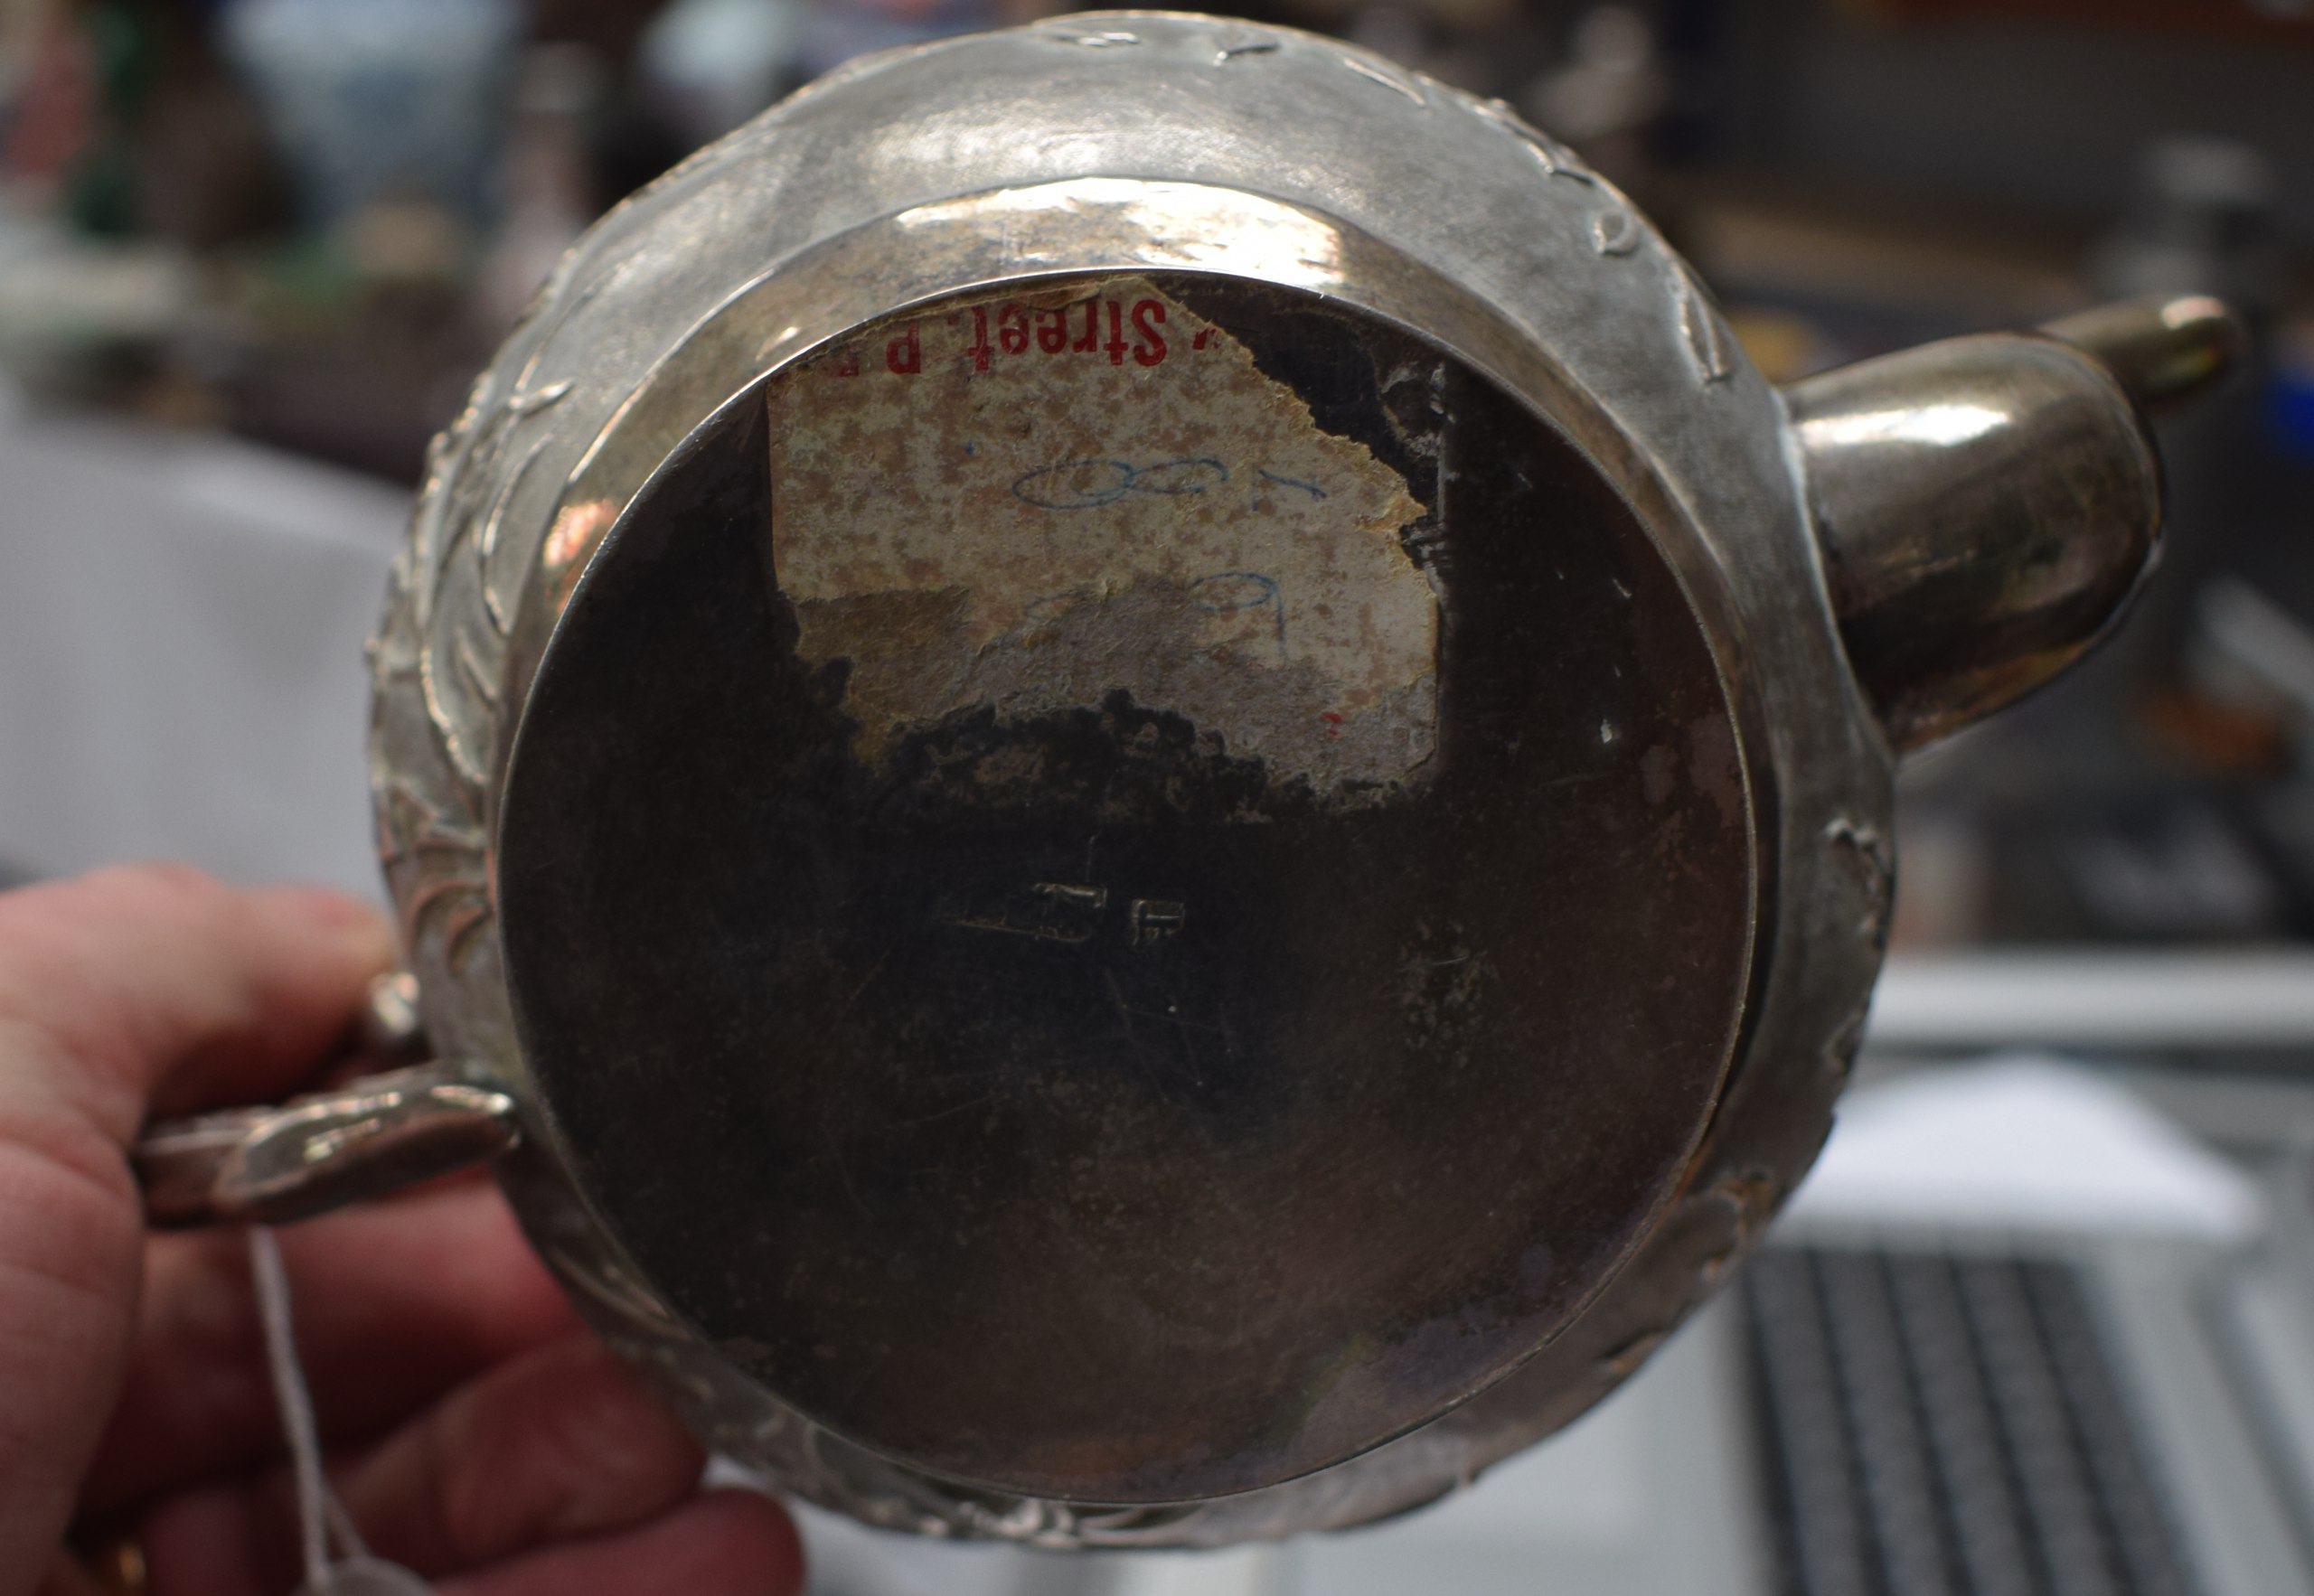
134 974 520 1227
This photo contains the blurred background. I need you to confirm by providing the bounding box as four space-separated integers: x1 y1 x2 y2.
4 2 2314 1594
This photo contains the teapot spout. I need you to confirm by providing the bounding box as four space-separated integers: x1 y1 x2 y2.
1786 295 2243 750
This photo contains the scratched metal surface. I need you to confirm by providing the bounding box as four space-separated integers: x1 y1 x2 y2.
499 277 1753 1502
370 13 1893 1547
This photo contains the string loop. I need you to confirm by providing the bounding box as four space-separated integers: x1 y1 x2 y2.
249 1226 434 1596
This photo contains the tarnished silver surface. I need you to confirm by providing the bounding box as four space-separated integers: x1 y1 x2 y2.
127 12 2226 1549
136 1063 519 1228
354 969 431 1065
370 14 1884 1541
2046 294 2246 417
1788 331 2165 750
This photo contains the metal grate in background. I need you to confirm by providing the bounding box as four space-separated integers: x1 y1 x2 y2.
1742 1246 2196 1596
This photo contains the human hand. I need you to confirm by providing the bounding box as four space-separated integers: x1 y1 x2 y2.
0 865 804 1596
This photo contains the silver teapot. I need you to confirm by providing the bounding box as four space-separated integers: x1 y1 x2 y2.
136 14 2239 1549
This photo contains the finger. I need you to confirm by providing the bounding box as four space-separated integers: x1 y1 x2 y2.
0 867 391 1590
81 1178 576 1516
438 1491 804 1596
139 1335 708 1589
346 1334 704 1574
0 864 396 1141
34 1552 108 1596
138 1493 806 1596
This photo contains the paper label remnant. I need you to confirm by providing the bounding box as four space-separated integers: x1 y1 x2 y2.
765 277 1436 794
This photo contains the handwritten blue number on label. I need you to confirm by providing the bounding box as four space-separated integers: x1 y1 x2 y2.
1012 457 1230 510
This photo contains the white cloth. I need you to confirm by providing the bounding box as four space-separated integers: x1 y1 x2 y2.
0 392 404 895
1784 1053 2264 1242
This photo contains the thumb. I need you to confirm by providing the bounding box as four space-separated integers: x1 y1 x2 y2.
0 864 393 1595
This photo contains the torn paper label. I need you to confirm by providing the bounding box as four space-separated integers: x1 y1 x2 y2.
764 276 1438 796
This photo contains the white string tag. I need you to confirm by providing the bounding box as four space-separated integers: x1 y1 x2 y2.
248 1226 435 1596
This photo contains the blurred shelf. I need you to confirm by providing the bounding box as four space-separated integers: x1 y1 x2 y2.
1869 948 2314 1051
